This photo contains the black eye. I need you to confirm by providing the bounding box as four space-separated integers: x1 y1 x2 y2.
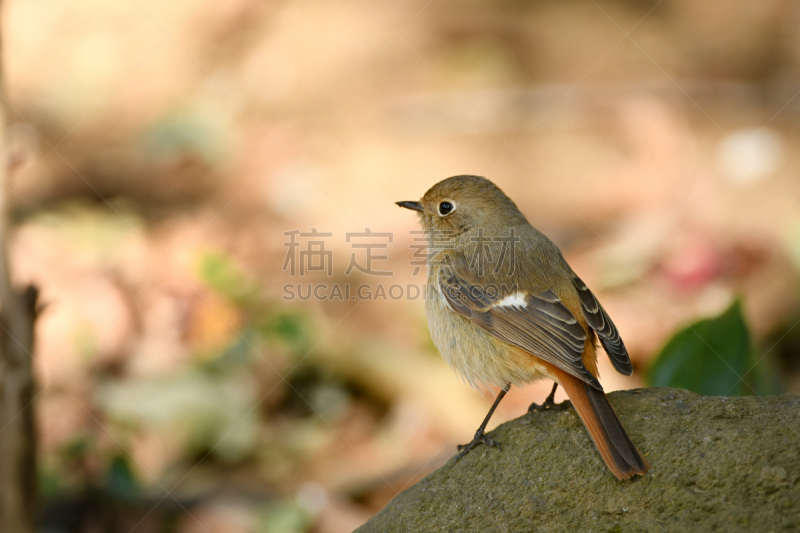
438 201 454 216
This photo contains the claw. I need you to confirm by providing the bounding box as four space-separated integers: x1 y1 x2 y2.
454 430 501 461
528 383 559 413
527 396 557 413
454 385 509 462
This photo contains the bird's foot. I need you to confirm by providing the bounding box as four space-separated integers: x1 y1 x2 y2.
527 396 558 413
454 430 500 461
528 384 560 413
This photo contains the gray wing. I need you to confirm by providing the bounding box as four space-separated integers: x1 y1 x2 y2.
571 275 632 376
438 266 601 389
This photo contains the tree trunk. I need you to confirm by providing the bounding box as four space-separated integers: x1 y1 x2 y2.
0 288 37 533
0 0 39 528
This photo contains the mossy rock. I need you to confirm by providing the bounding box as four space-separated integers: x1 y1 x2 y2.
358 388 800 532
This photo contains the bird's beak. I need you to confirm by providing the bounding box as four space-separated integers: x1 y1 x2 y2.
396 200 423 212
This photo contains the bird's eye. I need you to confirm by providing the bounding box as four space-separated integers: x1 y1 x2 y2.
438 201 454 216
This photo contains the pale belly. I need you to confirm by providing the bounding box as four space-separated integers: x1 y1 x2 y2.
425 285 553 389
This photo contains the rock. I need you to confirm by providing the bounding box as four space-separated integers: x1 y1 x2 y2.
357 388 800 532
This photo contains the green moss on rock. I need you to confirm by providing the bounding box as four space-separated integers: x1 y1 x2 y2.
358 388 800 533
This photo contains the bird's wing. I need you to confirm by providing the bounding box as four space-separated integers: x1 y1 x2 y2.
438 263 601 389
570 275 632 376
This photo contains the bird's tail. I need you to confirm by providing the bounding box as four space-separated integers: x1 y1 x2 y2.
554 369 650 480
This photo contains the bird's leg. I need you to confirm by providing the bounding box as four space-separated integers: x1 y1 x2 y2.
528 382 559 413
455 384 509 461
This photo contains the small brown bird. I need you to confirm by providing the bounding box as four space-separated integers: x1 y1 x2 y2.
397 175 649 480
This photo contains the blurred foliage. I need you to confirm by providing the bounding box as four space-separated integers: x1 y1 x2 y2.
104 455 140 503
647 299 781 396
141 103 234 168
94 249 323 471
198 249 311 355
15 0 800 529
763 312 800 376
258 499 313 533
98 370 261 462
199 250 260 307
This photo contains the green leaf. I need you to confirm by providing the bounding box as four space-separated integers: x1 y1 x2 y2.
105 455 139 502
647 299 752 396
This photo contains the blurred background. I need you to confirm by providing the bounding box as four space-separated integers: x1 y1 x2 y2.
1 0 800 531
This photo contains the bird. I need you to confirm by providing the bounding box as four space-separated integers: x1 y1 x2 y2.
397 175 650 480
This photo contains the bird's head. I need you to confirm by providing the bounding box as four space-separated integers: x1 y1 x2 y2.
397 175 526 238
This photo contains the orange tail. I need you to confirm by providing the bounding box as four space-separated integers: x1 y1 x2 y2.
554 369 650 480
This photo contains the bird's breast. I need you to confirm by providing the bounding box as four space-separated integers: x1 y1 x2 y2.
425 280 551 388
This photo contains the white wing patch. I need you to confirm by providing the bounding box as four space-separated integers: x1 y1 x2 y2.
494 292 528 309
